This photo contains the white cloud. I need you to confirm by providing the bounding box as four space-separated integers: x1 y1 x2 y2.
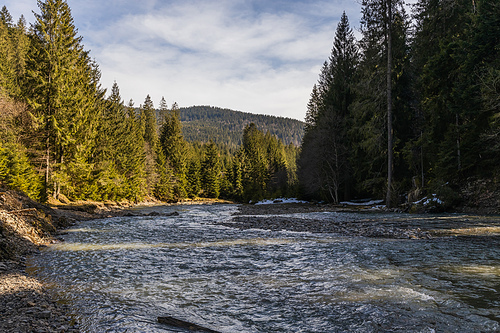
88 0 345 120
3 0 363 120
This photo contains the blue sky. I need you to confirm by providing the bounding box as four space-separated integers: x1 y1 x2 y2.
5 0 368 121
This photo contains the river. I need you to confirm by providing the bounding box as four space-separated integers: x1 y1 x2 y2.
28 204 500 332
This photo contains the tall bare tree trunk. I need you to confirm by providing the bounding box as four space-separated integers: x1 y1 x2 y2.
386 0 394 208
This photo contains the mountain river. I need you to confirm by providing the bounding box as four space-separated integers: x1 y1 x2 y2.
27 204 500 332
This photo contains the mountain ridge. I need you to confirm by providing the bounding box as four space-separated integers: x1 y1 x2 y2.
178 105 305 148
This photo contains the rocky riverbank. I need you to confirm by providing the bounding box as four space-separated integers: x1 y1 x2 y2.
0 259 78 333
0 188 82 332
0 188 152 333
224 203 432 239
0 188 234 333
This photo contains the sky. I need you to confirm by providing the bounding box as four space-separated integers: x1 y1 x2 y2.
4 0 377 121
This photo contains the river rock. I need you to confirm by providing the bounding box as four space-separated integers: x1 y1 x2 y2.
37 310 52 319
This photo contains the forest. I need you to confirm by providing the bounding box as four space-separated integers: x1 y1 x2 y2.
179 106 304 149
0 0 498 208
299 0 499 208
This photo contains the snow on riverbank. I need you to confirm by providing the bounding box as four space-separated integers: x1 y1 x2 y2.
254 198 308 205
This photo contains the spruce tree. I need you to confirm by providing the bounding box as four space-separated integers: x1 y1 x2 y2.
298 12 358 203
349 0 409 202
186 158 201 198
26 0 104 201
159 102 188 199
154 145 174 201
241 123 268 201
142 94 158 147
123 99 147 201
158 96 168 126
201 142 220 198
0 6 17 97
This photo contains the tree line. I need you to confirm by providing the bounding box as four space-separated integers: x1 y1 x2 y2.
1 0 497 207
179 106 304 149
0 0 298 203
299 0 499 207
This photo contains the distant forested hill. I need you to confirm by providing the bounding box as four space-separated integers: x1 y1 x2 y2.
178 106 305 148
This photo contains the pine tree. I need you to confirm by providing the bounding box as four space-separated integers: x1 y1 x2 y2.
186 158 201 198
298 12 358 203
142 94 158 147
159 102 187 199
201 142 220 198
349 0 410 202
25 0 104 201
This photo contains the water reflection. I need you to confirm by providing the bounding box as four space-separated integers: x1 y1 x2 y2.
29 205 500 332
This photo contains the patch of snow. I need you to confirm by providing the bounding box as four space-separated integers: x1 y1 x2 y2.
414 194 444 206
339 199 384 206
254 198 308 205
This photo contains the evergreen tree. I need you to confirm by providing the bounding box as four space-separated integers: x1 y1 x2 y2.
231 154 244 200
92 81 129 200
142 94 158 147
158 96 168 126
123 99 147 201
265 132 288 198
25 0 104 201
298 12 358 203
154 145 174 201
304 85 320 133
0 141 42 200
349 0 410 201
159 102 187 199
186 157 201 198
201 141 220 198
0 6 18 97
240 123 268 201
11 16 30 98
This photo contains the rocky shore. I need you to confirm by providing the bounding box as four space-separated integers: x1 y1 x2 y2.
224 203 433 239
0 188 149 333
0 259 78 333
0 189 233 333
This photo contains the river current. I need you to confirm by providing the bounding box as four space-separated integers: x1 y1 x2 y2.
28 204 500 332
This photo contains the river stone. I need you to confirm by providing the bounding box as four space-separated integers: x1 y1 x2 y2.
37 310 51 319
147 211 160 216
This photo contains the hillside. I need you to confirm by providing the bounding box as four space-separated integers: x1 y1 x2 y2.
178 106 305 148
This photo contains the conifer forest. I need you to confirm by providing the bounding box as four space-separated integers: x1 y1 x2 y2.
0 0 498 208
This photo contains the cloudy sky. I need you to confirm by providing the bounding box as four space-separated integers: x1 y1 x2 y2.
5 0 369 121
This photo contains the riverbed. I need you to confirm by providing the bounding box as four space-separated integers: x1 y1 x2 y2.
28 204 500 332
